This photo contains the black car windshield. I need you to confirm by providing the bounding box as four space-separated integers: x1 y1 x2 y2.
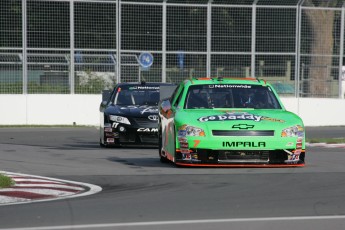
113 85 160 106
184 84 282 109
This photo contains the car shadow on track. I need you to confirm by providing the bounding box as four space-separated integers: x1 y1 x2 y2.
107 156 175 168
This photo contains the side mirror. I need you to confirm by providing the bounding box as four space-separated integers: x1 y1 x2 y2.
101 101 108 107
160 99 172 113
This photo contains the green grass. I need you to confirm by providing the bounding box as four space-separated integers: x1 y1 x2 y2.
0 174 15 188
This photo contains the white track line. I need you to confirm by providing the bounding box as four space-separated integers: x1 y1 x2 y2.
1 215 345 230
13 184 84 190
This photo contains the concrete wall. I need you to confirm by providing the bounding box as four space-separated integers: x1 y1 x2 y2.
0 95 101 126
0 95 344 126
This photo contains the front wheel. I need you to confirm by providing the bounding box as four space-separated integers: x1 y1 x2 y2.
158 125 169 163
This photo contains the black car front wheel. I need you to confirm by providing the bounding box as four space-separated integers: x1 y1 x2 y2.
100 138 107 148
158 126 169 163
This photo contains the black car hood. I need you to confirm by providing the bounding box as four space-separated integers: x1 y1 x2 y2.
105 105 158 117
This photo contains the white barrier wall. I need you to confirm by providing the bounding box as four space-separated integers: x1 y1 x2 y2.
0 95 345 126
0 95 101 126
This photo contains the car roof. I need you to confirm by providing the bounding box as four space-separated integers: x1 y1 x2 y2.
182 77 270 87
116 82 175 87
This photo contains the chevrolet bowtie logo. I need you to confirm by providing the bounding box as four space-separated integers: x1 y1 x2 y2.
232 124 254 129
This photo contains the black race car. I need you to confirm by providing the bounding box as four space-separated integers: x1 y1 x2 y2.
99 82 176 147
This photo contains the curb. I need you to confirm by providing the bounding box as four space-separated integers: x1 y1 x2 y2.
306 143 345 148
0 171 102 206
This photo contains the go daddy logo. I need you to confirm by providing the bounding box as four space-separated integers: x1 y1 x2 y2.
198 112 262 122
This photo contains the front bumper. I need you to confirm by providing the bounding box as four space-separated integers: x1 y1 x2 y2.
174 148 305 167
103 123 158 146
174 135 305 167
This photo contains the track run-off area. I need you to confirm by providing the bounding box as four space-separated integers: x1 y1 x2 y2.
0 127 344 230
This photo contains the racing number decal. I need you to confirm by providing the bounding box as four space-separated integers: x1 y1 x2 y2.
193 140 201 148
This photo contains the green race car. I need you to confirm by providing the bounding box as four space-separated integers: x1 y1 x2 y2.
158 77 305 167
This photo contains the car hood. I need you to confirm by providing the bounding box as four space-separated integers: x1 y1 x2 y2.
105 105 158 117
175 109 304 131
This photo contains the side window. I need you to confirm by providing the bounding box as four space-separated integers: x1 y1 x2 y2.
173 86 184 107
169 85 181 102
109 88 118 105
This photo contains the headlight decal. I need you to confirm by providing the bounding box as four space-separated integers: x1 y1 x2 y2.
177 125 203 162
178 124 205 137
281 125 304 137
109 115 131 125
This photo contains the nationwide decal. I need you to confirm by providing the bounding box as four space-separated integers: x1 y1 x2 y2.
222 141 266 147
209 84 252 89
129 86 160 90
198 112 285 123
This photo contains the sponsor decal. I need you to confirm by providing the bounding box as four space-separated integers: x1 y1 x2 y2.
129 86 160 90
286 142 294 147
141 107 158 114
107 138 115 143
119 105 158 114
261 117 285 123
112 122 119 128
198 112 284 123
178 137 188 142
180 142 189 148
182 153 191 160
286 154 300 163
104 127 112 132
106 132 119 137
222 141 266 147
284 149 300 163
137 128 158 132
209 84 252 89
199 112 262 122
178 130 187 137
181 149 190 154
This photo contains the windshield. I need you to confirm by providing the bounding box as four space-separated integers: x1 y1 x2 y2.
184 84 282 109
113 85 160 106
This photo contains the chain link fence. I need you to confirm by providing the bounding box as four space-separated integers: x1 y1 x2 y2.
0 0 344 98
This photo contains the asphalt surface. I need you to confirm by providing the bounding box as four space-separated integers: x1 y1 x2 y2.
0 126 344 230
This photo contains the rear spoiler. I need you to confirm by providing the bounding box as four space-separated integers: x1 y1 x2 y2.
160 85 177 100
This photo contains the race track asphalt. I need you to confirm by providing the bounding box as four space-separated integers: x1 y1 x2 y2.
0 126 344 230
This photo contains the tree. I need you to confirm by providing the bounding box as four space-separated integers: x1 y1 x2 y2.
303 0 340 97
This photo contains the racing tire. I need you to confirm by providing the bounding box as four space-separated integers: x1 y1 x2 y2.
100 139 107 148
